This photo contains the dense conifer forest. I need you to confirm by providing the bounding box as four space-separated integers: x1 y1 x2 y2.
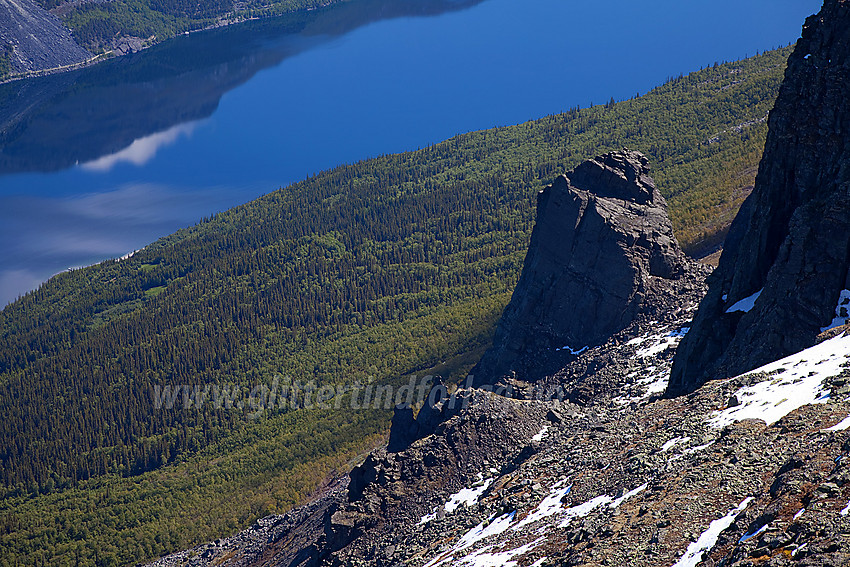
0 47 790 566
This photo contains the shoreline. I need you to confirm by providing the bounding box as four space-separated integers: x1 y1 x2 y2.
0 1 337 85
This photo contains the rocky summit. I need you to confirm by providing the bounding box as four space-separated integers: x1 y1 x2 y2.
668 0 850 395
472 149 686 387
145 2 850 567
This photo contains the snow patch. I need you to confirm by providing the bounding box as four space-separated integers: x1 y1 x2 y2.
609 483 647 509
531 426 549 443
821 289 850 332
557 495 614 528
425 482 647 566
556 345 588 355
739 522 769 543
824 414 850 432
640 371 670 397
793 508 805 521
449 540 541 567
709 333 850 428
636 341 671 359
420 475 494 524
671 497 753 567
615 364 670 405
685 440 715 454
661 437 691 453
513 481 571 530
725 289 762 313
841 501 850 516
420 515 539 567
455 511 516 552
514 479 645 532
446 478 494 513
634 328 690 358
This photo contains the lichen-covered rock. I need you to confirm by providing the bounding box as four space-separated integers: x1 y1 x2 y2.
669 0 850 395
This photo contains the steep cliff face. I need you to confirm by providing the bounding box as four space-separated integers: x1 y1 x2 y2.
0 0 90 75
669 0 850 395
473 150 687 386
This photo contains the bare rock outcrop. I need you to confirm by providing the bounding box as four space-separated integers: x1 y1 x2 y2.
669 0 850 395
472 149 687 386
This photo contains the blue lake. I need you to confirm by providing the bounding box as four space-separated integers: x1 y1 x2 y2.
0 0 823 306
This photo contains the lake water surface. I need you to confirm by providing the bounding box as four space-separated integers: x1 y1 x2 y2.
0 0 822 306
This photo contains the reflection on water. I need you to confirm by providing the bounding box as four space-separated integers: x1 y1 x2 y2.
0 183 262 306
0 0 822 307
0 0 485 175
0 0 486 307
81 122 201 171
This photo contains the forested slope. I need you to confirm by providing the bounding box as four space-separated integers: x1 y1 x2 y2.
0 47 790 566
44 0 335 52
34 0 485 58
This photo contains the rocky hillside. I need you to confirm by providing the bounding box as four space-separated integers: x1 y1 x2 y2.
145 117 850 564
145 214 850 566
152 308 850 567
142 2 850 566
143 147 715 566
669 0 850 395
0 0 90 75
